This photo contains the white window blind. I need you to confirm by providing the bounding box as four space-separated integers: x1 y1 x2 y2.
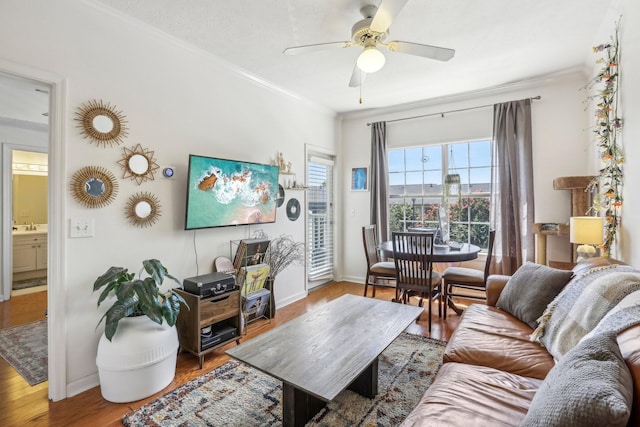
307 157 334 281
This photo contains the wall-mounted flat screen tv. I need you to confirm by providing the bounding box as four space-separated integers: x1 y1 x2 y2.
185 154 280 230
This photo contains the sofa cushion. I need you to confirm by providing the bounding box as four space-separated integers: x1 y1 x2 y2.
533 265 640 360
521 332 633 427
618 324 640 427
443 304 554 379
496 262 573 329
401 362 542 427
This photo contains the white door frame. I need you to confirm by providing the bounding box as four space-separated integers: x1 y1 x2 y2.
0 59 67 401
304 143 338 289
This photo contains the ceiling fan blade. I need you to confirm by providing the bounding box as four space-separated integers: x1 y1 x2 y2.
370 0 409 33
348 65 366 88
283 41 352 56
386 41 455 61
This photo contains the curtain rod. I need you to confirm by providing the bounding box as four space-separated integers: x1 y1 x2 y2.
366 96 541 126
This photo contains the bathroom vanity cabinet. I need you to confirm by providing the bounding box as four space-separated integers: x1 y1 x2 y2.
13 232 47 273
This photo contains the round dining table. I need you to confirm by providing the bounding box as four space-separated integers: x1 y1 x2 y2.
377 241 481 263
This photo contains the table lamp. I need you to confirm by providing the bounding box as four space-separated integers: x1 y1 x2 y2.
569 216 604 262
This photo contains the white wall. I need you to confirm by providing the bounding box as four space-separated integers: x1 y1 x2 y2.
341 72 592 283
0 121 48 148
0 0 337 397
583 0 639 265
618 0 640 265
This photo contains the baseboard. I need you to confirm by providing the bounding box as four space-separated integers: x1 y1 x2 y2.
276 290 307 309
341 275 365 284
66 373 99 398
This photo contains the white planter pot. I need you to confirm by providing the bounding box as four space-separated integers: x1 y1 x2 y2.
96 316 178 403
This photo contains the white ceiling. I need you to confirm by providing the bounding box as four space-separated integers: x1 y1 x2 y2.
0 0 617 123
94 0 616 114
0 73 49 125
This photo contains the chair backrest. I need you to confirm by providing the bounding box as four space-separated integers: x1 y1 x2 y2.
483 229 497 280
362 225 381 268
392 232 436 287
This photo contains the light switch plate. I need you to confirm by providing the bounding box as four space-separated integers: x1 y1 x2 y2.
69 217 94 238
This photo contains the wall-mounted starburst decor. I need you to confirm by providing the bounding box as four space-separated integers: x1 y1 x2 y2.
117 143 160 185
70 166 119 208
125 192 161 227
75 99 128 147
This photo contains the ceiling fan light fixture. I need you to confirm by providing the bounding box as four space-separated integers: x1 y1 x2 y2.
357 46 386 73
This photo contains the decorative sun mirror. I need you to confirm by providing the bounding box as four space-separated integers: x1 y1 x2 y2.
70 166 119 208
126 192 161 227
117 143 160 185
75 99 128 147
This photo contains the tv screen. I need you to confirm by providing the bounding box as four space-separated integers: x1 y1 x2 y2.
185 154 280 230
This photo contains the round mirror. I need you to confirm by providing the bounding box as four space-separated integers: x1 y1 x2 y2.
71 166 118 208
75 100 128 147
126 192 161 227
129 154 150 175
92 115 115 134
134 200 152 218
85 178 105 197
118 143 159 185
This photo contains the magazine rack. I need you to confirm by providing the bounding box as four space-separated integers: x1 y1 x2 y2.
230 238 273 331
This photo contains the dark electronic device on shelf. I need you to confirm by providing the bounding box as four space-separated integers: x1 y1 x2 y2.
183 272 236 297
200 324 238 350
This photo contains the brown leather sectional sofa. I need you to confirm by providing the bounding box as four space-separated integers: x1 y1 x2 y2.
402 257 640 426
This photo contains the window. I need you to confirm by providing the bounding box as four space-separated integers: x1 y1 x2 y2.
388 140 492 249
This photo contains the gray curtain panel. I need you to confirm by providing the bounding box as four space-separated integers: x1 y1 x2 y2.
370 121 389 242
491 99 535 275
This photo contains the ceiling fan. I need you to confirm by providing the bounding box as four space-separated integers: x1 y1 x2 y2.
283 0 455 88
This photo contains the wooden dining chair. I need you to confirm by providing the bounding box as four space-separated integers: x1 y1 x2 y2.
362 225 397 298
391 231 442 333
442 229 496 318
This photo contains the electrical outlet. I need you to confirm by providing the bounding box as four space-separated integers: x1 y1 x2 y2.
69 217 94 238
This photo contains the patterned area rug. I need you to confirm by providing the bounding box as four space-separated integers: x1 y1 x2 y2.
122 333 446 426
0 320 48 385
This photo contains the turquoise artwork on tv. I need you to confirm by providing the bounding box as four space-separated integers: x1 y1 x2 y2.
185 155 280 229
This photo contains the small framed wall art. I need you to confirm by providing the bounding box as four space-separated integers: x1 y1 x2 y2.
351 166 368 191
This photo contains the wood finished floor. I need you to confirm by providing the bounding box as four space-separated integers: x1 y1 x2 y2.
0 281 469 427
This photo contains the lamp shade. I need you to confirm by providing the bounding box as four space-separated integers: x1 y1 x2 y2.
569 216 604 245
357 46 386 73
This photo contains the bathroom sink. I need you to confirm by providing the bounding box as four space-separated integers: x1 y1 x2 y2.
12 225 47 235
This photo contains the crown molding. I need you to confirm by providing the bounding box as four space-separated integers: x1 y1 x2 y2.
339 66 590 121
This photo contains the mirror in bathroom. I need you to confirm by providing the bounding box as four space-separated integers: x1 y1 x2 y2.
75 99 128 147
117 143 159 185
125 192 161 227
70 165 119 208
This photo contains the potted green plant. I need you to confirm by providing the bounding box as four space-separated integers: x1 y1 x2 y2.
93 259 187 403
94 258 186 340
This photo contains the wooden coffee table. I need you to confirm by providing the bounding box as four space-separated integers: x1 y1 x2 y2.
226 294 423 427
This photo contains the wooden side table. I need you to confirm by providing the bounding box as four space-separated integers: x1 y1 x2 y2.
175 288 242 368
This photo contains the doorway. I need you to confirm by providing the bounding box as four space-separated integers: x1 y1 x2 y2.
11 149 49 297
0 72 51 395
0 72 50 301
306 153 336 289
